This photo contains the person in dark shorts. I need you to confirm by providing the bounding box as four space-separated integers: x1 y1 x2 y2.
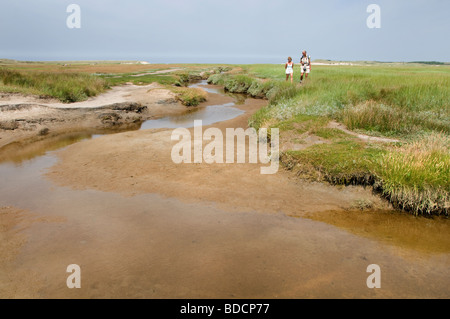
300 50 311 83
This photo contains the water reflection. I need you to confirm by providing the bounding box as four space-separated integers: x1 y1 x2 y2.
140 103 244 129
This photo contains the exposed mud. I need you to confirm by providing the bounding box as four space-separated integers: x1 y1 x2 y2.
0 83 190 149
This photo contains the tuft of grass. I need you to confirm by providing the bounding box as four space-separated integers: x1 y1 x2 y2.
350 198 374 210
376 133 449 215
283 140 385 185
207 73 226 86
171 87 207 106
223 75 254 93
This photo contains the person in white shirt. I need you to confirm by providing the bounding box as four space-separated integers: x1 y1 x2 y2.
300 50 311 83
285 57 294 83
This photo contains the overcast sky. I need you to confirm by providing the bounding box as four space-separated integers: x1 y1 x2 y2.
0 0 448 63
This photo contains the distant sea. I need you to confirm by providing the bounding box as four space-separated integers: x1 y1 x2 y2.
139 56 284 64
3 54 287 64
4 54 447 64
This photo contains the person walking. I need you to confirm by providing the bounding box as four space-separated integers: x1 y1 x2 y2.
285 57 294 83
300 50 311 83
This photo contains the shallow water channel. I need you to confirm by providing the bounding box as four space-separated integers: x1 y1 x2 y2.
141 81 244 129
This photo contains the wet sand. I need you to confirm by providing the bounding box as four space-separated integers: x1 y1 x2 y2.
1 191 448 298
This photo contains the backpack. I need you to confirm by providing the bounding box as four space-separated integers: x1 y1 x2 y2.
301 55 311 66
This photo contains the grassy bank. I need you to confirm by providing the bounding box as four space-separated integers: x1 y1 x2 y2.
0 68 108 102
208 63 449 215
242 64 449 136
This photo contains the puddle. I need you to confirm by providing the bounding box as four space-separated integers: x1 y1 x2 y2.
303 210 450 254
0 133 95 165
140 103 243 129
0 130 132 165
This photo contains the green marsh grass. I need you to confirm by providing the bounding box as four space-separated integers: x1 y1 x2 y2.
101 73 179 86
376 133 449 215
0 68 108 102
171 87 207 106
222 63 449 215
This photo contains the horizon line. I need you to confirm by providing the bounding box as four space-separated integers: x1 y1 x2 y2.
1 58 449 65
